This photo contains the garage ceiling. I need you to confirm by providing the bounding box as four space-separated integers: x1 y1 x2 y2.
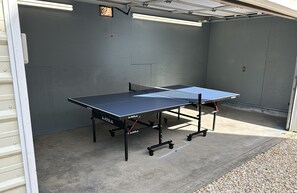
77 0 297 21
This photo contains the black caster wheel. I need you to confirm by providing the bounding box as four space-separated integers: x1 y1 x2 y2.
149 121 154 126
169 143 174 149
203 131 207 137
149 150 154 156
110 131 115 137
187 135 192 141
164 118 168 123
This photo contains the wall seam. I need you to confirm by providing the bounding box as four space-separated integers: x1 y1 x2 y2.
259 18 272 107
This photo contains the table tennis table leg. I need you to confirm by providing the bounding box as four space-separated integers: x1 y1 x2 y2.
123 120 128 161
212 112 216 131
211 102 219 131
164 107 181 123
147 112 174 156
158 112 162 144
187 94 207 141
92 116 96 143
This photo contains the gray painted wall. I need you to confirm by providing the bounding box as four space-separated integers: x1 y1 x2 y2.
18 2 210 135
207 17 297 112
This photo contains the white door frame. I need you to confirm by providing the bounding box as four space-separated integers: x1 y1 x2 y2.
287 58 297 132
3 0 39 192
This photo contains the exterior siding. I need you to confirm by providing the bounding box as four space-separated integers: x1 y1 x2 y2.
0 0 26 192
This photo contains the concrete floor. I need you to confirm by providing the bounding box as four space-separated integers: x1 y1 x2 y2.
34 105 288 193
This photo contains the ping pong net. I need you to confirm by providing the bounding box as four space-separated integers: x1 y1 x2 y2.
129 82 201 103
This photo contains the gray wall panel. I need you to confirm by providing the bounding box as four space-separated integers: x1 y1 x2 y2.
261 18 297 110
19 2 210 135
239 18 270 105
25 67 57 135
207 21 245 95
207 17 297 111
131 19 209 86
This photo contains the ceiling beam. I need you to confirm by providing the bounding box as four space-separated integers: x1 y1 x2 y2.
146 0 251 17
238 0 297 18
75 0 275 20
211 13 270 22
75 0 205 20
147 0 256 17
215 0 295 19
188 5 254 16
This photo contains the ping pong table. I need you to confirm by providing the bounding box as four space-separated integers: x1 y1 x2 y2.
68 83 239 161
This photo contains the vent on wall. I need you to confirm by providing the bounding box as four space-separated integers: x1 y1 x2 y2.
99 5 113 17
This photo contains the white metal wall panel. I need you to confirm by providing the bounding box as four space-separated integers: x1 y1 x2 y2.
0 94 15 111
3 185 27 193
0 120 18 132
0 0 27 192
0 84 14 95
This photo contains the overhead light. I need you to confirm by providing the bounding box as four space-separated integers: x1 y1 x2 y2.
17 0 73 11
132 13 202 27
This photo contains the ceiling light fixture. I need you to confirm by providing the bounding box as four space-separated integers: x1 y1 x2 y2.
132 13 202 27
17 0 73 11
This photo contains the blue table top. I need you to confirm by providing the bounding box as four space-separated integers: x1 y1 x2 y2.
68 85 239 118
165 85 239 103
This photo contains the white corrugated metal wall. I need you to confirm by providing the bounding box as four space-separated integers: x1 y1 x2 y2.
0 0 27 192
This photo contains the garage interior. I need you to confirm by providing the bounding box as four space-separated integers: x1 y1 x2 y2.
16 0 297 192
